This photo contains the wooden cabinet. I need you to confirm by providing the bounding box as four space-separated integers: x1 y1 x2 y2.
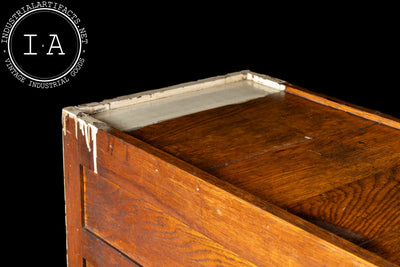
63 71 400 266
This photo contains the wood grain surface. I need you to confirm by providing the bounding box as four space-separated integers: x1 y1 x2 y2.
210 124 400 207
83 166 256 266
209 123 400 264
64 84 400 265
361 227 400 264
93 126 394 266
289 164 400 248
63 115 84 266
82 229 141 267
285 84 400 130
130 92 373 170
127 91 400 265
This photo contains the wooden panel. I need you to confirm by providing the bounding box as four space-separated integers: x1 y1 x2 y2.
82 229 141 267
83 166 256 267
94 127 394 266
63 114 84 267
361 228 400 265
209 124 400 208
129 92 373 170
285 84 400 130
85 260 95 267
64 72 400 266
288 164 400 247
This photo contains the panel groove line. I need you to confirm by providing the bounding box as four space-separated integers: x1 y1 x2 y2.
83 165 257 266
83 228 143 267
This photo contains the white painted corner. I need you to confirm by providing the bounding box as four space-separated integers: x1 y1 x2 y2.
62 107 103 173
245 71 286 91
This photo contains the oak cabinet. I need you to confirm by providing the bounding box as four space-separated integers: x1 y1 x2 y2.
63 71 400 266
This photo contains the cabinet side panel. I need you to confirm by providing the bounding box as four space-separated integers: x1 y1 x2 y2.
94 128 395 267
83 167 256 266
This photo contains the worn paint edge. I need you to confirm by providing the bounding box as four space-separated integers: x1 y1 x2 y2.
246 71 286 91
76 70 286 114
62 107 109 174
61 70 286 172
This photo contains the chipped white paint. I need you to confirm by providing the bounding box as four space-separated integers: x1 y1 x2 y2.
77 117 92 152
62 114 66 136
77 117 98 173
74 118 78 139
76 71 246 114
62 110 69 136
246 72 286 91
62 108 99 173
91 126 98 173
76 70 286 115
62 70 286 172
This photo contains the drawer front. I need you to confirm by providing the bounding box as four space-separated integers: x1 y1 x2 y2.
82 166 255 266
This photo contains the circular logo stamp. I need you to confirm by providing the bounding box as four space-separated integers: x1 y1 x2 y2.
2 2 88 88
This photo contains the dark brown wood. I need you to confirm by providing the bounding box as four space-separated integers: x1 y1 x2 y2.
361 227 400 264
93 126 394 266
209 124 400 208
83 166 256 266
126 89 400 265
285 84 400 130
63 115 84 267
130 92 373 170
288 164 400 254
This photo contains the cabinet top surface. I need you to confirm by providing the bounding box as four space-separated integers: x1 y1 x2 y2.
127 83 400 264
63 70 400 265
83 71 285 131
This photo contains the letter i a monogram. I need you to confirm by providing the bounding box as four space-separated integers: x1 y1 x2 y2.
23 33 65 55
4 6 86 85
23 34 37 55
47 34 65 55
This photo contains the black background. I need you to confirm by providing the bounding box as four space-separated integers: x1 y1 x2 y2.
2 1 398 265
